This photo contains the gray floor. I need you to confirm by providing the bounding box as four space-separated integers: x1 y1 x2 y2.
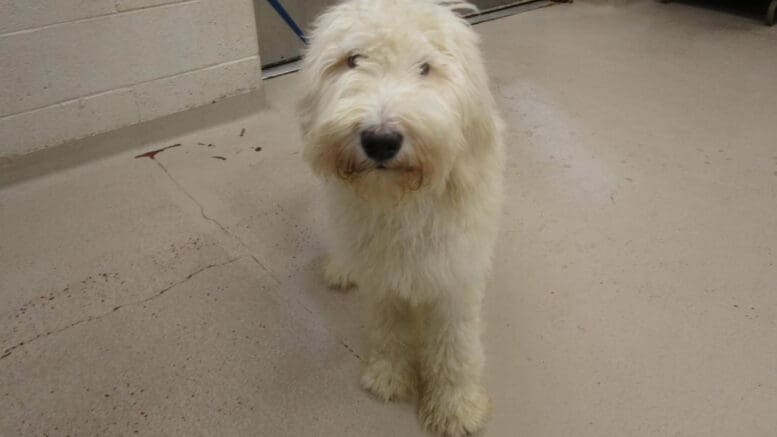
2 1 776 436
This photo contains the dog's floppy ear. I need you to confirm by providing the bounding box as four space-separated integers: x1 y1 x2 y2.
296 2 347 137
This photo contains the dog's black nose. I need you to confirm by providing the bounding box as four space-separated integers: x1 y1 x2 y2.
361 129 403 162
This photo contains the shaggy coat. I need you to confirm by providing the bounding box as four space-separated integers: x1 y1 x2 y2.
299 1 504 435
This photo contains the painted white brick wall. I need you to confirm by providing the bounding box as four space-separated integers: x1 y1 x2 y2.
0 0 263 157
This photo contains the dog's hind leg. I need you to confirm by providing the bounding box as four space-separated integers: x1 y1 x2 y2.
361 295 418 402
418 295 490 437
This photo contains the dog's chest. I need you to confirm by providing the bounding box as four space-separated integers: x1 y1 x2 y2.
354 206 441 257
335 198 453 268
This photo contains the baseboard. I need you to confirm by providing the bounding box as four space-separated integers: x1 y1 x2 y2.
0 89 266 188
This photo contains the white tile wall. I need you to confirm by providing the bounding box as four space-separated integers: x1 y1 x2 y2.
0 0 263 158
0 0 116 34
0 56 262 156
115 0 189 12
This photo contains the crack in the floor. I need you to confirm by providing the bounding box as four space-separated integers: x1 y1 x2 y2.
0 257 242 362
155 161 277 279
152 161 364 364
156 161 234 237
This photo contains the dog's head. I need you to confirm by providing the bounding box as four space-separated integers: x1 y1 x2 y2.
298 0 497 202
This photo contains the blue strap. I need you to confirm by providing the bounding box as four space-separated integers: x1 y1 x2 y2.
265 0 309 44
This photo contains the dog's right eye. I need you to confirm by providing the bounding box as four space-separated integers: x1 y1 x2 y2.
347 54 362 69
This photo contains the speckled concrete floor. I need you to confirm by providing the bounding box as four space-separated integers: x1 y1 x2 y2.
1 1 776 436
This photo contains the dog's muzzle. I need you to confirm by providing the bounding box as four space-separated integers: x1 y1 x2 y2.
361 128 403 164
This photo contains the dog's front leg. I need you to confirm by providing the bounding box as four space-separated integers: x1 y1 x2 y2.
323 255 356 290
361 294 417 402
418 294 489 437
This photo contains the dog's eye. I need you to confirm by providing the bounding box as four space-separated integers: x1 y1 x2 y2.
347 54 363 69
419 62 431 76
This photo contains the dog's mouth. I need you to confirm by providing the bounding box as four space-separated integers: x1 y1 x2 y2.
339 156 405 176
331 139 426 192
337 158 424 189
369 161 420 175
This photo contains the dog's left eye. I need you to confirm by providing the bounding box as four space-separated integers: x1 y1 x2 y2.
419 62 431 76
347 54 363 69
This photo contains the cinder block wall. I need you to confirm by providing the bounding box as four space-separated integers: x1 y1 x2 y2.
0 0 263 158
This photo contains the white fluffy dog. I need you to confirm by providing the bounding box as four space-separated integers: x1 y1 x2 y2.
298 1 504 435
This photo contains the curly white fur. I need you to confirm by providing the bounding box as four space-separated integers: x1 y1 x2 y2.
298 1 504 435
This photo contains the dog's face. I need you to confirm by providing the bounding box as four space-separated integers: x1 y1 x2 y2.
299 0 493 201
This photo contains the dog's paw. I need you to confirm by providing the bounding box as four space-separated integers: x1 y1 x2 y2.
361 358 416 402
323 258 356 290
419 384 490 437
